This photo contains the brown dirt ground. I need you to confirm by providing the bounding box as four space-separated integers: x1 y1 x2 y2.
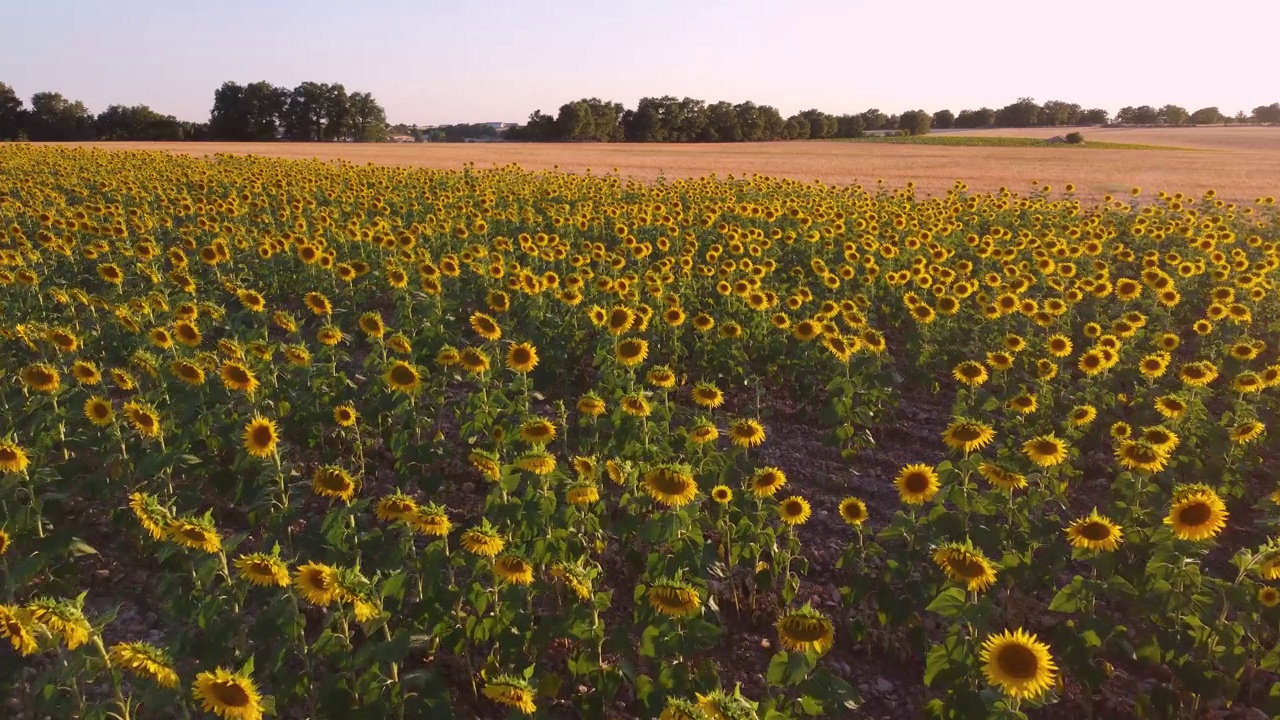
41 126 1280 202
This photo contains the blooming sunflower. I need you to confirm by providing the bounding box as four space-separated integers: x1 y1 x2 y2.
933 542 999 595
21 363 61 393
1066 510 1124 552
470 311 502 341
1023 434 1068 468
566 482 600 505
0 604 39 655
1115 441 1168 473
0 440 32 474
606 305 635 335
648 580 701 618
710 485 733 504
1260 587 1280 608
358 312 385 339
482 675 536 715
729 419 766 448
71 360 102 385
980 629 1057 700
643 464 699 507
621 393 652 417
1007 393 1037 415
519 418 557 446
896 463 940 504
333 404 358 427
776 604 835 655
312 465 357 502
1166 489 1228 541
109 641 180 687
1230 420 1265 444
941 420 995 453
691 383 724 408
171 360 206 386
384 361 422 395
1179 361 1218 387
220 361 258 394
461 523 505 557
234 552 291 588
294 562 341 606
506 342 539 373
749 466 788 497
123 401 162 439
193 668 264 720
615 338 649 367
1067 404 1096 428
27 597 90 650
167 517 222 554
952 361 988 387
459 348 490 375
778 495 812 525
688 420 719 445
646 365 677 389
839 497 868 526
242 416 279 459
493 555 535 585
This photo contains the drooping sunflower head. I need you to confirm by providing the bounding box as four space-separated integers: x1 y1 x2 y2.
312 465 358 503
577 391 606 418
519 418 557 446
493 554 535 585
728 419 766 449
461 524 506 557
643 464 699 508
646 365 677 389
776 604 835 655
234 552 291 588
691 383 724 408
459 347 490 375
167 516 223 554
941 420 995 454
192 667 264 720
482 674 537 715
648 579 701 618
0 440 32 475
109 641 179 688
621 392 652 417
407 503 452 538
981 628 1058 700
933 542 998 592
516 451 557 476
1066 509 1124 552
27 596 91 650
688 419 720 446
977 462 1027 492
20 363 61 394
294 561 341 606
375 492 418 523
1115 440 1168 473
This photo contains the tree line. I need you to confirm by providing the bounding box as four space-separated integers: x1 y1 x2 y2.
503 96 1280 142
0 80 389 142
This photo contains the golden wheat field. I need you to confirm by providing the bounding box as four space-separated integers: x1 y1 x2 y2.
1 142 1279 720
52 125 1280 203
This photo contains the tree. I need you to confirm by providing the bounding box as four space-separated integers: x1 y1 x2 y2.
835 114 865 138
954 108 995 128
25 92 94 141
1115 106 1158 125
0 82 23 139
931 109 954 130
859 108 889 131
1040 100 1082 126
95 105 186 140
1080 108 1110 125
995 97 1040 127
1253 103 1280 124
284 82 330 141
320 83 350 141
555 98 623 142
209 81 288 141
1157 105 1189 125
1190 107 1224 125
898 110 931 136
346 92 387 142
704 101 741 142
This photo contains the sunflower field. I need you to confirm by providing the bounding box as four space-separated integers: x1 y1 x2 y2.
1 144 1279 720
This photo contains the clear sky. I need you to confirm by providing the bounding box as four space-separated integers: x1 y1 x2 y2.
2 0 1274 125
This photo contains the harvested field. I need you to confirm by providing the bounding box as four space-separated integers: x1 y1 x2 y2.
48 126 1280 201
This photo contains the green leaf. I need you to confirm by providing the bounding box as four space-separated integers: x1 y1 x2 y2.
640 625 660 657
767 651 789 685
926 587 968 618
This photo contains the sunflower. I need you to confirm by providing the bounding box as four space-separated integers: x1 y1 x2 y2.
932 542 998 592
166 514 222 553
316 326 345 346
20 363 60 393
692 383 724 408
123 401 162 438
1067 404 1096 428
171 360 206 386
461 523 505 557
688 420 719 445
0 440 31 474
312 465 357 502
174 320 202 347
294 562 341 606
384 361 422 395
1179 361 1218 387
1065 510 1124 552
1138 353 1170 379
71 360 102 385
1166 489 1228 541
941 420 995 453
748 466 788 497
128 491 170 540
646 365 677 389
436 345 461 367
516 451 557 476
333 404 358 427
778 495 812 525
375 493 418 522
1140 426 1179 456
470 311 502 341
729 419 766 448
482 675 537 715
1046 334 1073 358
1007 393 1037 415
896 463 940 504
977 462 1027 492
193 668 264 720
952 361 988 387
28 597 91 650
1115 441 1168 473
149 327 174 350
220 361 258 394
283 344 310 367
1260 587 1280 608
710 485 733 505
109 641 180 688
566 482 600 505
493 555 535 585
776 604 835 655
0 529 7 555
1154 395 1187 420
358 312 385 338
242 416 279 459
660 699 704 720
643 464 699 507
111 368 138 392
0 605 39 655
1230 420 1265 444
577 392 606 418
981 629 1058 700
615 338 649 367
519 418 557 446
606 305 635 335
506 343 539 373
839 497 868 526
621 393 652 417
648 580 701 618
234 553 291 588
1023 434 1068 468
459 348 490 375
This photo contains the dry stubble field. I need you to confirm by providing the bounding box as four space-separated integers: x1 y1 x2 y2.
54 125 1280 201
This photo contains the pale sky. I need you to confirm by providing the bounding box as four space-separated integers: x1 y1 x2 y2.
2 0 1274 125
